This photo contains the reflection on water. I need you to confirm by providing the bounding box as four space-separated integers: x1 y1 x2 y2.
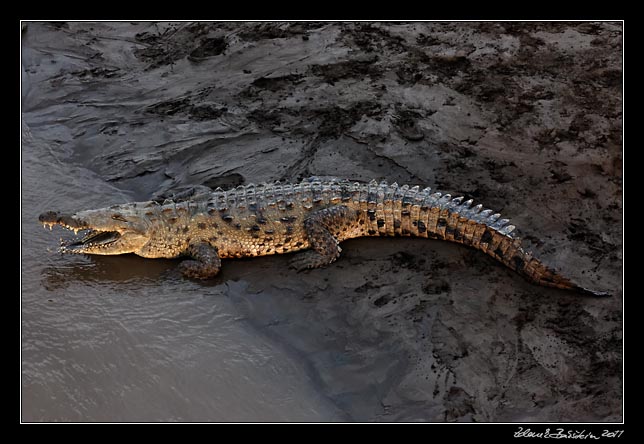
40 254 180 291
26 230 344 422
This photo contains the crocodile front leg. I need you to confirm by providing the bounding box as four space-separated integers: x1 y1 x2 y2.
179 242 221 279
290 205 355 270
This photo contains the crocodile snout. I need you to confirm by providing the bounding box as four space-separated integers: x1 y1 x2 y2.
38 211 87 229
38 211 61 223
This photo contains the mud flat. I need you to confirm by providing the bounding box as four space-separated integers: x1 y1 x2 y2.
22 21 622 421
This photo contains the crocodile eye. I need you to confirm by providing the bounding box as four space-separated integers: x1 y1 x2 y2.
111 214 128 222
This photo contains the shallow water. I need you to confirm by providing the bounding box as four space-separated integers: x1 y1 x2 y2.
21 85 345 423
22 141 348 421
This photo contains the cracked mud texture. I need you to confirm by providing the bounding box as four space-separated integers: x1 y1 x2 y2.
22 22 622 422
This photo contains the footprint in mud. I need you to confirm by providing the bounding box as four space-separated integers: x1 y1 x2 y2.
392 111 425 141
188 37 228 62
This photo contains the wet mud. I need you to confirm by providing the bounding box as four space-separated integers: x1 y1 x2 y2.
21 21 622 422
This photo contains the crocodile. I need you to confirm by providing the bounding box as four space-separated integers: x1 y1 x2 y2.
38 178 610 297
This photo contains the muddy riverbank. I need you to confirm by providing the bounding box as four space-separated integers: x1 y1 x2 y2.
21 21 622 422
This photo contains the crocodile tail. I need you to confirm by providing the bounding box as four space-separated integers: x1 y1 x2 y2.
428 194 611 298
358 182 610 297
570 285 611 298
499 245 611 297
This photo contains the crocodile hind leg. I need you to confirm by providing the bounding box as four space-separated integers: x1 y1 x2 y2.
290 205 355 270
179 242 221 279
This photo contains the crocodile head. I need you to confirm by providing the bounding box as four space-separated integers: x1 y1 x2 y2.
38 204 152 255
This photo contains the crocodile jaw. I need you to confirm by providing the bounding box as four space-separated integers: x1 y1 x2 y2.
38 210 149 255
59 229 123 254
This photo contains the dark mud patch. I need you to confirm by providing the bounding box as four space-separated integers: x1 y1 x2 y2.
543 302 598 347
416 33 443 47
390 251 420 269
145 97 191 116
134 22 223 69
340 23 408 53
393 52 472 87
426 54 472 78
71 67 121 79
238 22 326 41
202 173 246 190
247 101 383 140
567 218 615 255
373 294 394 307
144 97 226 121
188 105 225 121
392 109 426 141
444 387 476 422
354 281 384 294
421 279 451 295
188 37 227 61
46 21 70 30
251 74 304 92
540 301 622 416
451 25 620 135
483 159 521 184
316 102 383 139
309 58 382 84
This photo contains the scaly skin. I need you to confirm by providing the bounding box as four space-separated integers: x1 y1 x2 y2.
38 178 610 297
